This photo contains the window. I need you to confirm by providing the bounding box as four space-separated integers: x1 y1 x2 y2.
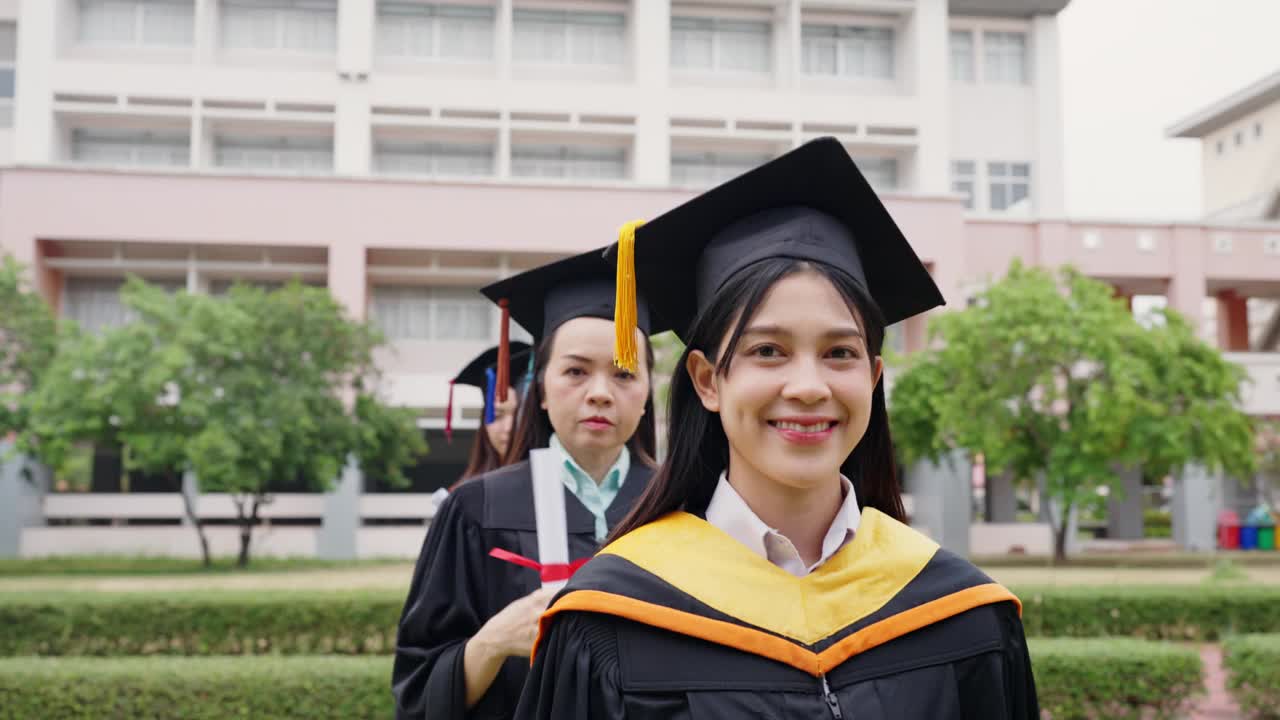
513 9 625 66
802 24 894 79
511 143 627 180
63 277 184 333
1235 130 1244 147
1217 139 1225 155
0 23 14 129
670 150 772 188
671 16 771 73
71 128 191 167
983 31 1026 84
988 161 1031 211
949 29 973 83
951 160 975 209
852 156 898 190
370 286 491 341
220 0 337 54
1256 122 1264 139
213 134 334 173
376 2 494 61
78 0 195 47
373 139 495 177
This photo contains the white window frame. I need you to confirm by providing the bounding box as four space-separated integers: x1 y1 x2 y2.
373 138 496 177
951 159 976 210
77 0 197 48
212 133 335 174
669 148 774 188
669 13 772 75
981 29 1028 85
510 141 629 181
512 7 627 68
793 12 896 82
219 0 338 55
369 285 492 342
987 161 1032 213
375 1 496 63
949 29 974 83
69 127 193 168
0 22 14 129
950 19 1033 86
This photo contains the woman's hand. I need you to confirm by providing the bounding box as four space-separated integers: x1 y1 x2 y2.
463 586 558 707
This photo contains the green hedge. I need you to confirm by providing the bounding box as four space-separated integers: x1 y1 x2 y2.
1030 638 1202 720
0 591 402 656
0 656 392 720
975 552 1280 569
1224 634 1280 719
0 555 404 577
0 642 1199 720
1019 585 1280 641
4 586 1279 657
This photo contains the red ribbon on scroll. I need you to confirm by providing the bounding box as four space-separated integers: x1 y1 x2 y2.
489 548 590 583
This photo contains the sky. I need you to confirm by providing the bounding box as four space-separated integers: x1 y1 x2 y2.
1058 0 1280 220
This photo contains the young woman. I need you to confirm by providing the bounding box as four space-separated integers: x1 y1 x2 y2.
392 249 660 720
516 139 1039 719
447 342 533 486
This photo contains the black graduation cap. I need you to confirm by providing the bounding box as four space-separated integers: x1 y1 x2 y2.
445 342 531 442
604 137 944 349
480 248 654 375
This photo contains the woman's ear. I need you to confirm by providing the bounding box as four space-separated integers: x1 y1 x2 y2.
686 350 720 413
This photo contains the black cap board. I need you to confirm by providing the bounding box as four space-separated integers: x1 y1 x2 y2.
452 342 532 390
604 137 944 341
480 248 653 340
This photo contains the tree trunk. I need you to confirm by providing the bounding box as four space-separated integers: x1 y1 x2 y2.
177 473 212 568
235 496 261 569
1052 518 1070 565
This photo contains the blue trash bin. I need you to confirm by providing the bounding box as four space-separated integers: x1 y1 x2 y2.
1240 525 1259 550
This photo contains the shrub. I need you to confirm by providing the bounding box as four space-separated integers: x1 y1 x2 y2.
1030 638 1202 720
1224 633 1280 719
0 656 392 719
1018 585 1280 641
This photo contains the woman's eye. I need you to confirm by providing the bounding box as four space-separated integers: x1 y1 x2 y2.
615 370 636 381
565 367 586 377
828 347 862 360
749 344 783 358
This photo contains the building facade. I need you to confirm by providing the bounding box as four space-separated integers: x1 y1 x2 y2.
3 0 1280 557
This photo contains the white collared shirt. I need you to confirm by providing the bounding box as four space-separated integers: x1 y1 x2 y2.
704 472 860 577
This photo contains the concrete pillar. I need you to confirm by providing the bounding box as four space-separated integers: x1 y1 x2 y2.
13 0 54 163
1106 466 1145 541
1031 14 1065 217
631 0 669 186
317 456 363 560
1168 226 1207 333
908 449 971 556
985 471 1017 523
1216 290 1250 351
497 0 513 82
910 0 950 195
0 442 46 557
327 242 367 320
1172 464 1219 552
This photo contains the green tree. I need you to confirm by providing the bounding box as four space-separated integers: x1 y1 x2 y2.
0 255 58 441
23 279 426 567
890 262 1254 562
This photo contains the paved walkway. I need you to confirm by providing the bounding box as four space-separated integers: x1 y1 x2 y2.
1191 644 1241 720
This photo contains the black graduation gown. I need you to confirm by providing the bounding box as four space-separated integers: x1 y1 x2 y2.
391 459 654 720
515 508 1039 720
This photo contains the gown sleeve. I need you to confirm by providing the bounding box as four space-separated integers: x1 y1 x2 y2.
513 611 627 720
952 601 1040 720
391 491 490 720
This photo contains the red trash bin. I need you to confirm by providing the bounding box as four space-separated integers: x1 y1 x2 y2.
1218 510 1241 550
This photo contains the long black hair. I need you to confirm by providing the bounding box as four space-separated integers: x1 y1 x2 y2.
608 257 904 542
504 326 658 468
454 408 509 488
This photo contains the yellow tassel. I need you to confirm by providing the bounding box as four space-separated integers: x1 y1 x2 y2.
613 219 644 374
